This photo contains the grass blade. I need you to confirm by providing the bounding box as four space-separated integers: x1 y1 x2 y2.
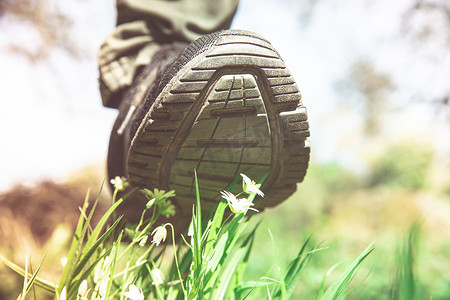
283 237 325 299
321 242 374 300
69 216 122 283
83 188 133 252
204 175 241 258
391 222 421 300
212 244 248 300
67 246 114 299
58 190 91 291
22 258 46 297
188 170 204 299
316 263 340 300
0 254 55 294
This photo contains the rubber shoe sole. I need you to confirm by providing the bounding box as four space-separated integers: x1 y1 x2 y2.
127 30 310 211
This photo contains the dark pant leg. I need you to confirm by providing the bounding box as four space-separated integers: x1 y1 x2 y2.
98 0 239 108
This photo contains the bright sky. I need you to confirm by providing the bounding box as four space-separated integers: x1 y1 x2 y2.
233 0 450 168
0 0 448 190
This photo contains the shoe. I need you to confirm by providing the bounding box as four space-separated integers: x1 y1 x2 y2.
108 29 310 218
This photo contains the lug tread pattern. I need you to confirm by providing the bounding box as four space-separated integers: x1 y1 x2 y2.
127 31 310 209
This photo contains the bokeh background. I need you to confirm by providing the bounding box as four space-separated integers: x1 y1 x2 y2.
0 0 449 298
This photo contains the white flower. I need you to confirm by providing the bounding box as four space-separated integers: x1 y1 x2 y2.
240 173 264 197
139 235 148 247
124 284 144 300
98 278 108 298
151 225 167 246
146 198 155 208
150 268 165 286
94 255 112 284
78 280 88 298
220 190 259 215
187 221 194 237
60 286 67 300
93 254 113 297
110 176 128 191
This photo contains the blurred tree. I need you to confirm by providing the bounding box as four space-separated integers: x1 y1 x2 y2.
350 60 393 135
0 0 79 61
367 142 433 190
402 0 450 45
402 0 450 116
334 60 393 136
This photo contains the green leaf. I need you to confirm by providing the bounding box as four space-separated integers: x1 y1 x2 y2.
67 217 122 297
234 223 259 298
235 280 277 294
83 188 134 252
70 217 122 280
67 247 113 299
58 190 91 292
391 222 422 300
321 243 374 300
283 237 325 299
22 258 45 297
0 254 55 294
204 175 241 258
212 244 248 300
206 230 228 273
105 231 123 298
316 263 340 300
189 170 204 299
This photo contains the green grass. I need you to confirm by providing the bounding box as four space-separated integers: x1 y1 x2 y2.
0 173 374 299
2 142 449 299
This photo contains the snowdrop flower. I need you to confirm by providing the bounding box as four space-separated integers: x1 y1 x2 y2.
151 225 167 246
187 221 194 237
124 284 144 300
60 286 67 300
139 235 148 247
240 173 264 197
151 268 165 286
78 279 88 294
77 279 89 299
220 190 259 215
146 197 155 208
93 255 113 297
